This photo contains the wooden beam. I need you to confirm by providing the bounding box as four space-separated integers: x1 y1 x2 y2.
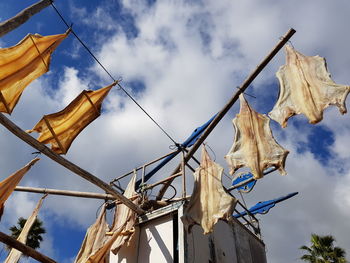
0 113 144 215
0 0 53 38
156 28 296 200
0 231 56 263
15 186 115 200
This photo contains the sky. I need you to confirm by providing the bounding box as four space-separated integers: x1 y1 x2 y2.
0 0 350 262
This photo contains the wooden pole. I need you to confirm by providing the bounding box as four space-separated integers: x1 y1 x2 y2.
15 186 115 200
0 231 56 263
0 113 144 214
0 0 53 38
156 28 296 200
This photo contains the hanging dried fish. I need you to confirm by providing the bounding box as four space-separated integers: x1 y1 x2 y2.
79 175 140 262
0 158 40 220
0 30 70 114
27 83 115 154
5 194 47 263
110 173 140 254
225 95 288 179
182 146 237 234
269 45 350 127
74 206 109 263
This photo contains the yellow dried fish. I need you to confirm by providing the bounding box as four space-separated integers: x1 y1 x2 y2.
0 158 40 220
0 30 70 114
27 83 115 154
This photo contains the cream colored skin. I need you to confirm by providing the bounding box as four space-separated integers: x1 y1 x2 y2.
225 95 288 179
269 45 350 128
182 146 237 235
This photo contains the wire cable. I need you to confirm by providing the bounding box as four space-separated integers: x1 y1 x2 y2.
117 83 178 145
50 2 179 145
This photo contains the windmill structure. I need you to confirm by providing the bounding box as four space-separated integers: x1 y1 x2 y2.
0 1 305 263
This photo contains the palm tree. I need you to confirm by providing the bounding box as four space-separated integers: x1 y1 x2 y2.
300 233 347 263
8 217 46 253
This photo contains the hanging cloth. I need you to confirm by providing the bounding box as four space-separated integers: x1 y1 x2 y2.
75 175 140 262
182 146 237 234
27 83 115 154
269 45 350 128
225 95 288 179
74 206 109 263
5 194 47 263
0 158 40 220
225 94 289 179
110 174 140 255
0 30 70 114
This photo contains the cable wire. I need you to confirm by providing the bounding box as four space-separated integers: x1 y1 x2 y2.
50 2 178 145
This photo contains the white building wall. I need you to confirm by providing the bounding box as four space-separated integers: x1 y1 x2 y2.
110 202 266 263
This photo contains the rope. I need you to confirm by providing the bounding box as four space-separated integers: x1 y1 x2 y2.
204 143 216 161
50 2 179 146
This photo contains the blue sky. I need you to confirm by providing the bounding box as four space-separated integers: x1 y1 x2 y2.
1 0 350 262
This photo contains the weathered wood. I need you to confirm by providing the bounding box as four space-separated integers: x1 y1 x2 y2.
0 113 144 214
15 186 115 200
0 231 56 263
0 0 53 38
156 28 296 200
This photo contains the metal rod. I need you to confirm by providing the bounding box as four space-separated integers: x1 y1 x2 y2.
156 28 296 200
141 166 145 185
0 113 144 214
110 150 177 183
15 186 115 200
236 199 259 223
233 208 260 235
143 172 183 191
181 151 186 198
186 163 196 172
